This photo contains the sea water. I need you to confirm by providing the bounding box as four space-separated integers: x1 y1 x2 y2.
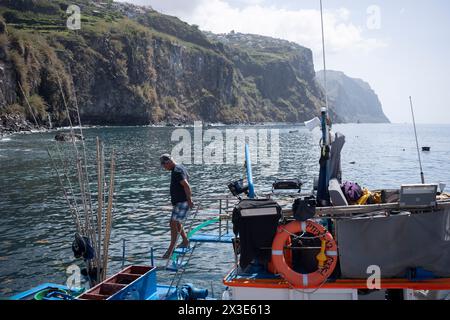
0 123 449 297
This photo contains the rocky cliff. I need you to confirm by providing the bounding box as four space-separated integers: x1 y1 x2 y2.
0 0 326 134
205 32 325 122
316 70 390 123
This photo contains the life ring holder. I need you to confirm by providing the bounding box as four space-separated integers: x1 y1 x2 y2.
271 220 338 288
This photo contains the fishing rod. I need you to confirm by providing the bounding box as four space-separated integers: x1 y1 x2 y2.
409 96 425 184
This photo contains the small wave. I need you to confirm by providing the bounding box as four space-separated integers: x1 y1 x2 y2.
55 126 84 131
0 137 12 142
54 125 100 131
5 148 34 152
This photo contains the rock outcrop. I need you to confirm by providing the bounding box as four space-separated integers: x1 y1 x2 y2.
316 70 390 123
55 132 84 142
0 113 35 135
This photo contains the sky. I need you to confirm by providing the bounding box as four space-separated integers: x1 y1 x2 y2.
116 0 450 124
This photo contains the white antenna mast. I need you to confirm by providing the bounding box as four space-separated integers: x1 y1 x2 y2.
409 96 425 184
320 0 329 112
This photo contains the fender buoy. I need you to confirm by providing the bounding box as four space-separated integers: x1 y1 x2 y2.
271 220 338 288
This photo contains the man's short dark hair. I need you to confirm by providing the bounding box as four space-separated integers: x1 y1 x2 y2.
160 154 173 165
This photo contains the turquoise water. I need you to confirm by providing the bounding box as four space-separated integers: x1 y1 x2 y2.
0 123 449 297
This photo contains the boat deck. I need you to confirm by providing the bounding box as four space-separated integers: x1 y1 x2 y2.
224 268 450 290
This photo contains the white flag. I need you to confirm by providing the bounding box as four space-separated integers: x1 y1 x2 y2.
304 117 321 131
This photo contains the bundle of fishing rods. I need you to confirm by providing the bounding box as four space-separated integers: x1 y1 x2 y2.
18 70 116 287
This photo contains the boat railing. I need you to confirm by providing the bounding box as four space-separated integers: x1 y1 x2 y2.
192 192 450 221
190 194 238 238
284 198 450 219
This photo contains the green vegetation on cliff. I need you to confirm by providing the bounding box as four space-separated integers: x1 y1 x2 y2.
0 0 325 131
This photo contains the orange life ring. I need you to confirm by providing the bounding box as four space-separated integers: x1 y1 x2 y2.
268 237 292 274
271 220 338 288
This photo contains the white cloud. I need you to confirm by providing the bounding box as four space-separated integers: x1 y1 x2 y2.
117 0 387 56
180 0 387 55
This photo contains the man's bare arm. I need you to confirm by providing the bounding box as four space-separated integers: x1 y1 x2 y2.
180 180 194 208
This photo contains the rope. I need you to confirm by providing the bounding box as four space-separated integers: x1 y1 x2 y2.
279 226 327 241
285 274 331 295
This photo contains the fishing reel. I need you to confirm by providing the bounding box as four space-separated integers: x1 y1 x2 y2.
228 179 249 198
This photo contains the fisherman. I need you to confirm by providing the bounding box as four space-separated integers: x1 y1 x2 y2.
160 154 194 259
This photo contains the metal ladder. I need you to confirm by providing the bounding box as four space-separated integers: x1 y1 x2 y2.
164 243 198 299
163 205 201 299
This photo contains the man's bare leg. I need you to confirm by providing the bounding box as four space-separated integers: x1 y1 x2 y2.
176 221 189 247
162 220 179 259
